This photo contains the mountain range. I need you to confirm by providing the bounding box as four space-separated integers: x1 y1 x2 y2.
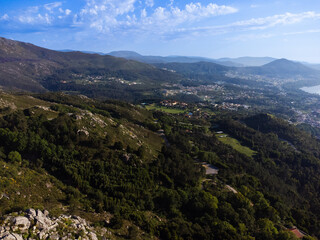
0 37 180 93
0 37 319 96
107 51 320 70
108 50 245 67
2 36 320 239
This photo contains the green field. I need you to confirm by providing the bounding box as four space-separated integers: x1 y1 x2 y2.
145 104 187 114
216 134 256 158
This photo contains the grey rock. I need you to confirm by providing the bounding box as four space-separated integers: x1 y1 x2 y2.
43 210 49 217
36 210 44 218
0 193 10 200
35 213 52 231
88 232 98 240
49 234 60 240
47 222 59 231
26 209 37 219
38 230 47 239
4 217 12 224
12 216 30 232
0 232 23 240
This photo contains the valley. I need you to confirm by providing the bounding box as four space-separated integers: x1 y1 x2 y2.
1 37 320 239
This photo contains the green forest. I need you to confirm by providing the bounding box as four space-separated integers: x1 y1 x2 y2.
0 93 319 239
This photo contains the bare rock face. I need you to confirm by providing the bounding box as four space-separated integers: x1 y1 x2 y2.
26 208 36 219
88 232 99 240
11 216 30 232
0 232 23 240
0 209 111 239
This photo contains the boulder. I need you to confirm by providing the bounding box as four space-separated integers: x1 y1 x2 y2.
43 210 49 217
88 232 98 240
36 210 44 218
0 232 23 240
26 209 36 218
12 216 30 232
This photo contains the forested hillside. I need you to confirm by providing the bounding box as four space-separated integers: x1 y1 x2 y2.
0 92 319 239
0 37 182 100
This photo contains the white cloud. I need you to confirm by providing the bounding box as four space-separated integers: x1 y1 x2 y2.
0 14 9 21
227 28 320 42
228 33 276 42
145 0 154 8
140 3 238 28
13 2 73 26
76 0 137 31
232 12 320 30
172 11 320 37
141 9 147 18
44 2 62 12
283 29 320 35
77 1 238 33
65 9 72 15
18 13 52 24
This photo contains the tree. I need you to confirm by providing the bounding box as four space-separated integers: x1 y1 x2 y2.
114 141 124 150
7 151 22 163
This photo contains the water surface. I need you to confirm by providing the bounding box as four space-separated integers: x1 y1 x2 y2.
301 85 320 95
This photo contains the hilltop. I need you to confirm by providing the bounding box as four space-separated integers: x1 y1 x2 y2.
0 37 182 99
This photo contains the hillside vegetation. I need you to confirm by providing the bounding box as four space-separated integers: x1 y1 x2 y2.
0 37 182 100
0 92 320 239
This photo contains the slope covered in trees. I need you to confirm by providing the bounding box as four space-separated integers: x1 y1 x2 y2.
0 92 319 239
0 37 183 98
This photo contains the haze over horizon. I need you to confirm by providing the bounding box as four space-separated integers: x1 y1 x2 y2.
1 0 320 63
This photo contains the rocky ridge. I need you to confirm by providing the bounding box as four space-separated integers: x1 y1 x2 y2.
0 209 111 240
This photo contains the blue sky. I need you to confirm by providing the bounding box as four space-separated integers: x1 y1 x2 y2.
1 0 320 62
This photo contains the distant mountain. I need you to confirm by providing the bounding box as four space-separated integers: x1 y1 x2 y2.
303 63 320 71
155 61 230 75
107 51 244 67
217 57 276 66
108 50 143 58
59 49 105 55
153 61 261 86
0 37 182 96
241 58 320 77
154 58 320 88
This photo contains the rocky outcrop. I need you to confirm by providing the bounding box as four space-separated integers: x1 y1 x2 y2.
0 209 111 240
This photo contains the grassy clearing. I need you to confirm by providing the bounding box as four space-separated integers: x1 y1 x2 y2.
0 159 66 216
0 93 52 109
0 93 59 119
145 104 186 114
216 134 256 158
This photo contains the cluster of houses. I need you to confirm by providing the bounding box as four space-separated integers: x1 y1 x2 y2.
160 100 188 108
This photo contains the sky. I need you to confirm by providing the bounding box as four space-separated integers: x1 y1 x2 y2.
0 0 320 63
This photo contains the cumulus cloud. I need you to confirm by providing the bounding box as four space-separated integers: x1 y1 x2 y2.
65 9 72 16
0 14 9 21
10 2 73 27
18 13 52 24
145 0 154 8
76 0 238 33
141 3 238 27
75 0 137 32
4 0 320 42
